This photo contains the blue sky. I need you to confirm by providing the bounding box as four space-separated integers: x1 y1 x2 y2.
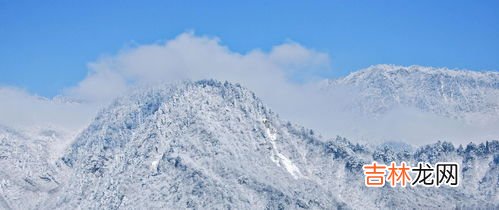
1 0 498 97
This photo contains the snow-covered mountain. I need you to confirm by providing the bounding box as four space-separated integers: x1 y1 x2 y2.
1 80 498 209
42 80 497 209
0 126 63 210
45 81 347 209
326 64 499 123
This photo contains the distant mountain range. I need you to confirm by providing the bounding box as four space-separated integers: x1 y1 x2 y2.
326 64 499 123
1 79 497 209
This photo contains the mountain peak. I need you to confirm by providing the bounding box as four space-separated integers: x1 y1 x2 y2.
328 65 499 120
2 80 497 209
348 64 499 80
55 80 349 209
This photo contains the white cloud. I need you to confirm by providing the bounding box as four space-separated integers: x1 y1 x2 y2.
1 32 497 146
0 87 97 134
1 32 331 137
63 32 330 104
64 68 128 102
316 105 499 146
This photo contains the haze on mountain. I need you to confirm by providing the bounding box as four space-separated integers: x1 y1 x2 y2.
319 64 499 145
0 33 498 209
2 33 498 146
1 80 497 209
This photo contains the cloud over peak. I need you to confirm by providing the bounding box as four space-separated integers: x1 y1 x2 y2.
64 32 331 103
2 32 497 146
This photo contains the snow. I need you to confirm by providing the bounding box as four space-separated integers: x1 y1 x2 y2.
263 118 305 179
0 79 497 209
150 160 159 172
327 64 499 122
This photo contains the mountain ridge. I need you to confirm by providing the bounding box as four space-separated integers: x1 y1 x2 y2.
1 79 497 209
49 80 498 209
326 64 499 122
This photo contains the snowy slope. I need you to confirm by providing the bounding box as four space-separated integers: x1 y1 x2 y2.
1 80 498 209
0 126 63 210
41 80 496 209
47 81 346 209
326 64 499 123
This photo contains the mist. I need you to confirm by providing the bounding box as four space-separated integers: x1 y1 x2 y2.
1 32 497 146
